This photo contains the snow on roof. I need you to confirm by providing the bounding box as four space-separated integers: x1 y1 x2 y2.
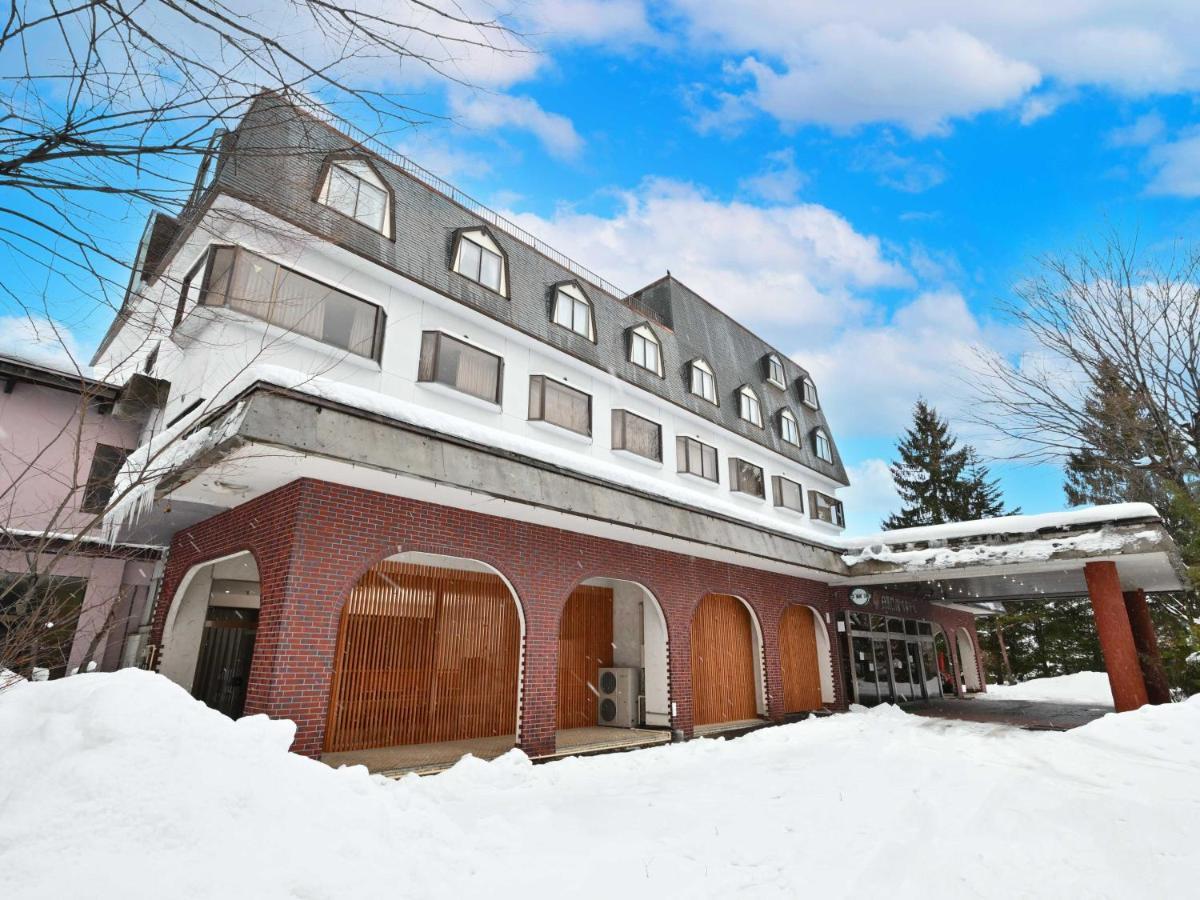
0 350 98 382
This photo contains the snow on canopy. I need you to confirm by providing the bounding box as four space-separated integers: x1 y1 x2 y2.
2 670 1199 898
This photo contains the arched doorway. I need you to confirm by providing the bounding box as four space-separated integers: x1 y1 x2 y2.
158 551 260 719
956 629 982 692
690 593 764 728
779 605 827 713
324 555 523 756
555 578 671 743
933 626 956 696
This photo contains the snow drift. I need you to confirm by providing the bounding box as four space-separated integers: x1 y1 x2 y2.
980 671 1116 706
2 670 1198 899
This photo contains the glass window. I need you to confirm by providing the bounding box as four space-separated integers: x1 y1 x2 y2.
802 377 820 409
529 375 591 436
814 428 833 462
81 444 129 513
771 475 804 512
690 359 717 403
729 458 765 498
418 331 503 404
193 246 382 359
809 490 845 526
551 286 595 340
318 159 389 234
629 325 662 375
780 409 800 446
738 386 763 427
611 409 662 461
454 232 504 293
676 435 718 482
766 354 786 388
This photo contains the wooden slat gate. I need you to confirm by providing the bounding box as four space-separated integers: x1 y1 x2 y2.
690 593 759 726
324 562 521 753
779 605 823 712
556 586 614 729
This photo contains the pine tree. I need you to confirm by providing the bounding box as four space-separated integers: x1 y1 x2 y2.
882 400 1014 528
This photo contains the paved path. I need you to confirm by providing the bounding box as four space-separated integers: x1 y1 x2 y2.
907 697 1112 731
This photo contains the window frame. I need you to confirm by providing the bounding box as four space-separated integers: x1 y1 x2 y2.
315 156 393 238
779 409 801 447
689 358 718 405
451 228 507 296
737 385 764 428
549 282 596 342
801 376 820 409
628 323 664 377
528 374 592 437
81 444 130 514
676 435 719 482
611 408 663 462
772 475 805 513
813 427 834 463
809 490 845 527
728 457 766 499
418 330 504 405
765 354 787 389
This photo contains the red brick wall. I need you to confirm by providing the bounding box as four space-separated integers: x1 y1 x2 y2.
151 478 984 757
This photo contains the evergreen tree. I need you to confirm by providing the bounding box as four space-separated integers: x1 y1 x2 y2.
883 400 1014 529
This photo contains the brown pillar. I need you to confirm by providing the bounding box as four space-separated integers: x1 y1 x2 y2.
1122 589 1172 705
1083 562 1148 712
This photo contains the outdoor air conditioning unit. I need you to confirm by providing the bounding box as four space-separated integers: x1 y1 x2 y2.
597 667 638 728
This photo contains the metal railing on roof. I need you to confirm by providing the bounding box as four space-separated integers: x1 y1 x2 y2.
287 93 628 301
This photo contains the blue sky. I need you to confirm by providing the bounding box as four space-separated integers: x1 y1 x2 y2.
6 1 1200 532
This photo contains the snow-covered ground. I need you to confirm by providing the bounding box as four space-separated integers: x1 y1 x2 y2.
3 671 1198 899
980 671 1115 706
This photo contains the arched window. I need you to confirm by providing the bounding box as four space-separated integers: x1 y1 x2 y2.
801 376 820 409
690 358 717 403
766 354 786 388
551 283 595 340
780 409 800 446
737 385 763 427
453 228 507 295
813 427 833 462
318 158 391 236
629 324 663 376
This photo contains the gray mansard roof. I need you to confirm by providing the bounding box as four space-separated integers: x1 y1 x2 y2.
136 93 849 485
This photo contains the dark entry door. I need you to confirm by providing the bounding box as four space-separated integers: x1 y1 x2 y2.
192 607 258 719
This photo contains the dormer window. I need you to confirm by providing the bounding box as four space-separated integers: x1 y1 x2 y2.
801 376 820 409
766 354 786 388
737 385 763 427
629 324 663 376
453 229 506 295
318 159 391 236
814 427 833 462
551 283 595 340
690 359 717 404
780 409 800 446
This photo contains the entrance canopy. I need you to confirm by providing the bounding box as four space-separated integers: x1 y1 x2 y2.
834 503 1188 604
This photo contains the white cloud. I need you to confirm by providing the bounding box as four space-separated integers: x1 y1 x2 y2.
449 92 584 159
504 177 910 329
0 316 91 373
521 0 652 44
668 2 1200 134
738 149 809 203
1107 111 1166 147
852 142 946 193
840 458 901 533
1144 130 1200 196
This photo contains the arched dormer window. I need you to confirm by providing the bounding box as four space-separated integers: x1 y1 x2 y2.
690 358 717 404
628 323 663 376
780 409 800 446
813 427 833 462
452 228 507 296
765 354 786 389
737 385 763 427
318 158 391 236
551 282 595 340
801 376 820 409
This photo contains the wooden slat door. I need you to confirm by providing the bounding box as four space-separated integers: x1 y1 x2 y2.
324 562 521 753
556 586 614 729
690 593 759 726
779 604 823 712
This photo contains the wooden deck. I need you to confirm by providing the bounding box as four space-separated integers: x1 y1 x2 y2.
692 718 767 738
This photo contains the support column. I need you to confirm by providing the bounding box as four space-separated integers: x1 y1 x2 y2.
1083 562 1148 712
1122 589 1172 705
